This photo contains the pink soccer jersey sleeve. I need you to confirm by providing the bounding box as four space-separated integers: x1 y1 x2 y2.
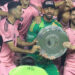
0 3 8 12
66 28 75 45
71 0 75 7
31 6 39 17
30 0 44 7
0 19 14 42
41 0 45 3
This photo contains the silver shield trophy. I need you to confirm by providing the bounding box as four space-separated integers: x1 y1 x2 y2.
36 26 69 59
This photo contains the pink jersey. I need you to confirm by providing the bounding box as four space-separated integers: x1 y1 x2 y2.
18 0 45 40
30 0 44 7
18 5 39 40
73 2 75 7
65 28 75 67
0 18 19 75
0 3 8 12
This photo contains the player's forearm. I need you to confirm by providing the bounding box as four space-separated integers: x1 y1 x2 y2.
17 38 34 46
7 41 31 53
0 10 8 16
18 40 33 46
55 1 65 7
9 45 31 53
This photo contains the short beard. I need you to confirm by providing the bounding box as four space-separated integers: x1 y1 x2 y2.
44 14 53 21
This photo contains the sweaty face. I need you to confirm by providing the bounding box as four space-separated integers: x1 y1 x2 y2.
20 0 29 8
71 10 75 25
43 7 55 20
11 5 22 19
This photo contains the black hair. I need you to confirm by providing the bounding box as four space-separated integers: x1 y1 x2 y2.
8 1 21 12
20 56 35 66
70 7 75 14
0 0 13 6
